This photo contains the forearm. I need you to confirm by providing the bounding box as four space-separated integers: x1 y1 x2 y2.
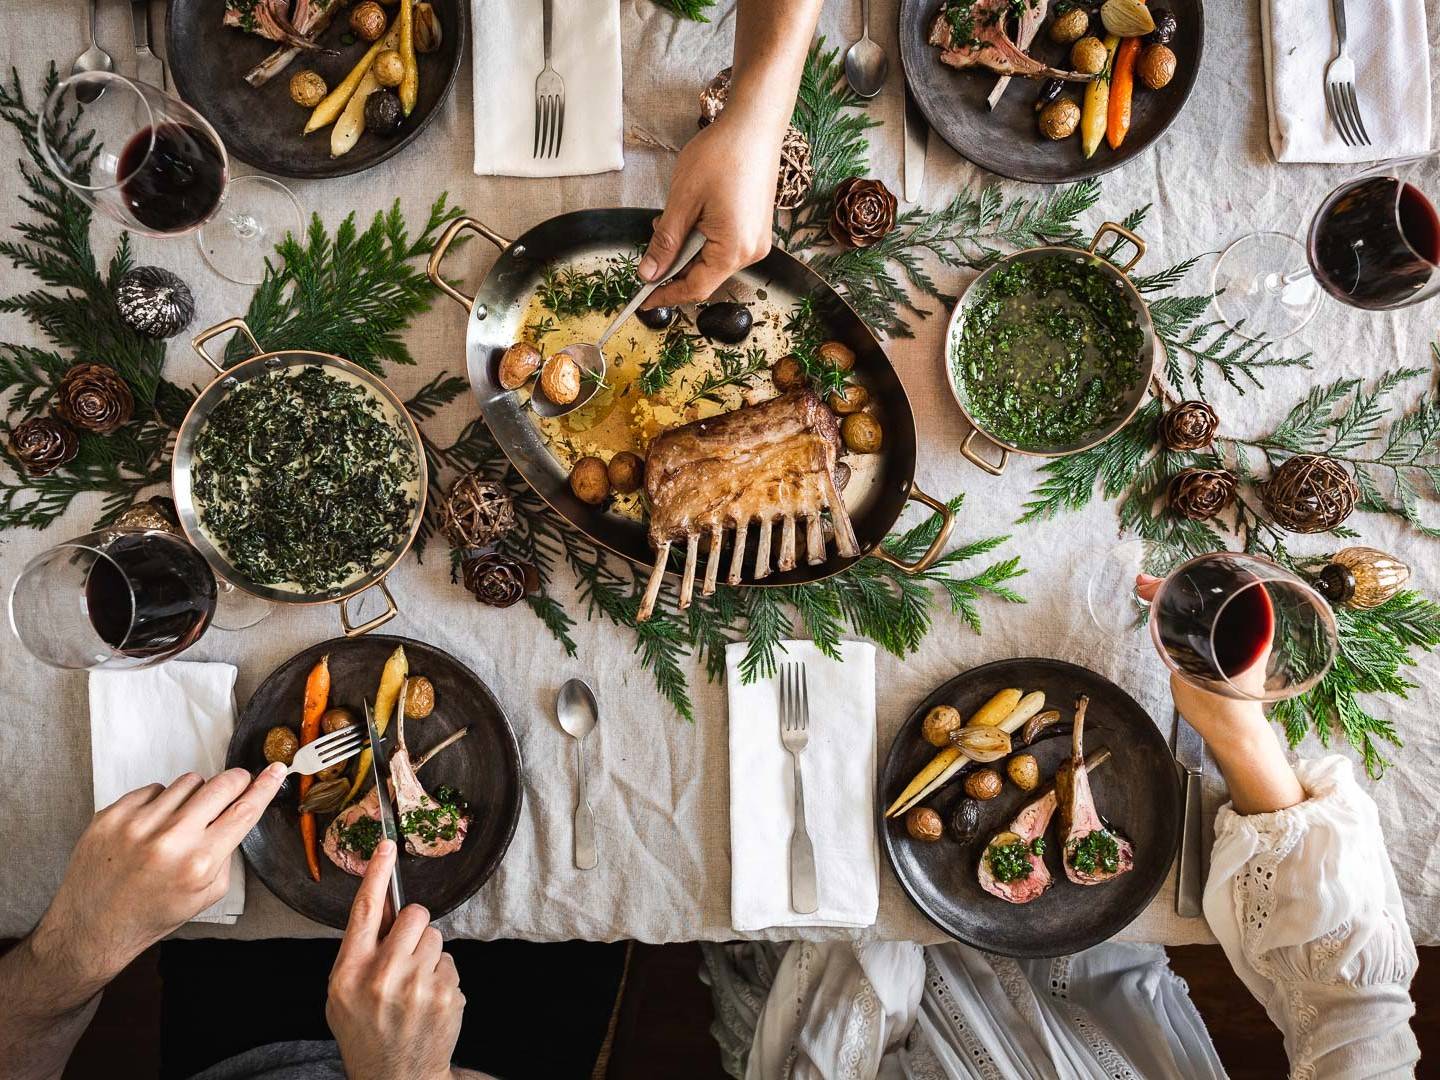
0 923 116 1080
726 0 824 138
1171 676 1304 815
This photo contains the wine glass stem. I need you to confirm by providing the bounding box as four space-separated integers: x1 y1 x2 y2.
229 212 260 240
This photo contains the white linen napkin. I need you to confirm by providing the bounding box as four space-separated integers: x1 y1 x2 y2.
471 0 624 177
1260 0 1431 163
89 661 245 925
726 641 879 931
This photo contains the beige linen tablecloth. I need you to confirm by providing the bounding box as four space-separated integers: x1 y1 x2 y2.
0 0 1436 947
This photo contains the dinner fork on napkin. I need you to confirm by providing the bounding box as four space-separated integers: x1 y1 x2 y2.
1260 0 1431 163
471 0 623 177
89 661 245 924
726 641 879 931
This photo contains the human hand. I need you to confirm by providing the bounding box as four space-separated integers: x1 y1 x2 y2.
327 840 464 1080
33 763 287 988
638 113 781 309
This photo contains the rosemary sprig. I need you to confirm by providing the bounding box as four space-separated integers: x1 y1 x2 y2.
684 345 767 406
536 253 641 318
639 326 704 396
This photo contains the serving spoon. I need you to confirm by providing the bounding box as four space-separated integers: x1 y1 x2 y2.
72 0 117 103
556 678 600 870
531 230 707 419
843 0 888 99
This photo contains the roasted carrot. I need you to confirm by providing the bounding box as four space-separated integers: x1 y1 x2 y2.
299 655 330 883
1106 36 1142 150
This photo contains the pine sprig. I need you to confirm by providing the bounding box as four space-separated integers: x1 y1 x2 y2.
648 0 715 21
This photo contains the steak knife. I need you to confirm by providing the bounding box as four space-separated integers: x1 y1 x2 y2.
130 0 168 90
364 699 406 915
903 83 926 203
1172 709 1205 917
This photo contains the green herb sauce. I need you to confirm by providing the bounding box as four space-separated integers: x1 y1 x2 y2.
191 366 417 592
1069 829 1121 874
337 817 382 860
400 788 466 845
952 255 1144 449
986 839 1034 883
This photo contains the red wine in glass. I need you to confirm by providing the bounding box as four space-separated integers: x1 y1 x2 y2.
84 532 218 659
1309 175 1440 309
117 123 225 235
1154 558 1276 684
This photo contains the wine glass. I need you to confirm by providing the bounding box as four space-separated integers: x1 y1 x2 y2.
8 529 217 671
1088 541 1337 702
35 71 301 286
1211 152 1440 341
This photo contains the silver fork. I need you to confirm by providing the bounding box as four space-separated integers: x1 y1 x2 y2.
1324 0 1370 148
532 0 564 159
278 725 367 778
779 662 818 915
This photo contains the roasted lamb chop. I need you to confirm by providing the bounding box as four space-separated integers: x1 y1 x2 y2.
637 390 860 621
244 0 347 87
223 0 329 54
978 745 1112 904
390 705 469 859
985 0 1050 107
1057 696 1135 885
929 0 1092 81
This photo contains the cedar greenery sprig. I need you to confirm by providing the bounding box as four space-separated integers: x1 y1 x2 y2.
649 0 716 21
0 65 191 530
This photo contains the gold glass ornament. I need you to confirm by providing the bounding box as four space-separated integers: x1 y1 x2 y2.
1313 547 1410 609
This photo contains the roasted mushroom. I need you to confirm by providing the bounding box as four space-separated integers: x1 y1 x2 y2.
827 383 869 416
349 0 388 40
373 49 405 88
1007 753 1041 792
364 90 404 134
637 305 678 330
922 704 964 748
263 726 299 766
404 677 435 719
498 342 542 390
949 799 982 844
1138 43 1176 90
841 412 883 454
817 340 856 372
771 353 807 392
607 451 645 494
696 302 753 344
1146 7 1177 45
289 70 327 108
569 456 610 505
965 768 1003 801
905 806 944 842
1048 6 1089 43
1040 97 1081 140
539 352 582 405
1071 36 1108 76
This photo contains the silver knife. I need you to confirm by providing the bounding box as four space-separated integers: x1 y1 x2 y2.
364 699 406 914
903 82 927 203
130 0 168 90
1172 709 1205 917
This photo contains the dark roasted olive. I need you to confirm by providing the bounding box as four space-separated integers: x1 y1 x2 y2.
636 305 678 330
695 302 753 344
949 799 982 845
364 90 404 134
1146 8 1177 44
1035 78 1065 111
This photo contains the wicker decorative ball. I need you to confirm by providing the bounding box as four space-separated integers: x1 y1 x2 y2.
697 67 813 211
440 473 516 550
1159 400 1219 452
1262 454 1358 533
1167 467 1237 521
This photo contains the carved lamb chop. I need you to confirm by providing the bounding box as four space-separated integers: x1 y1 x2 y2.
222 0 329 53
1057 696 1135 885
929 0 1093 81
390 703 469 859
637 390 860 622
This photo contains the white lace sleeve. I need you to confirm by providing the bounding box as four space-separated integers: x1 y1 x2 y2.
1204 755 1420 1080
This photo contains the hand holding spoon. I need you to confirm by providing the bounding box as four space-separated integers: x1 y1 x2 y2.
843 0 888 99
557 678 599 870
531 230 707 419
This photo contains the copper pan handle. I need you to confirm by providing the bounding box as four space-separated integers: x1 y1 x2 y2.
960 427 1009 476
339 578 399 636
191 318 262 374
868 484 956 575
427 216 513 312
1088 221 1146 274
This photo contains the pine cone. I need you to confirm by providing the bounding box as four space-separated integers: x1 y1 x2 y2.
7 416 78 476
55 363 134 435
441 473 516 550
828 177 898 249
1167 467 1236 520
461 552 539 608
775 126 814 211
1159 400 1219 451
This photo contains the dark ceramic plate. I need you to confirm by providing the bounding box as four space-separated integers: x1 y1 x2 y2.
898 0 1204 183
228 635 523 929
879 658 1180 957
166 0 465 179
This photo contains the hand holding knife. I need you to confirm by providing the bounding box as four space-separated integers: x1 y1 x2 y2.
364 698 406 917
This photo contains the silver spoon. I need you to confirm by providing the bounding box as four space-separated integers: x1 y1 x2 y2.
72 0 117 104
531 229 707 420
557 678 599 870
843 0 888 99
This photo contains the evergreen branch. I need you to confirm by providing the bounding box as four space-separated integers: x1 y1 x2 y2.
648 0 715 20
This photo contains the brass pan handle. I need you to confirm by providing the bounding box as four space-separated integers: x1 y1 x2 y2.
1088 221 1146 274
339 578 399 636
960 427 1009 476
427 216 514 312
868 483 956 575
191 318 262 374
